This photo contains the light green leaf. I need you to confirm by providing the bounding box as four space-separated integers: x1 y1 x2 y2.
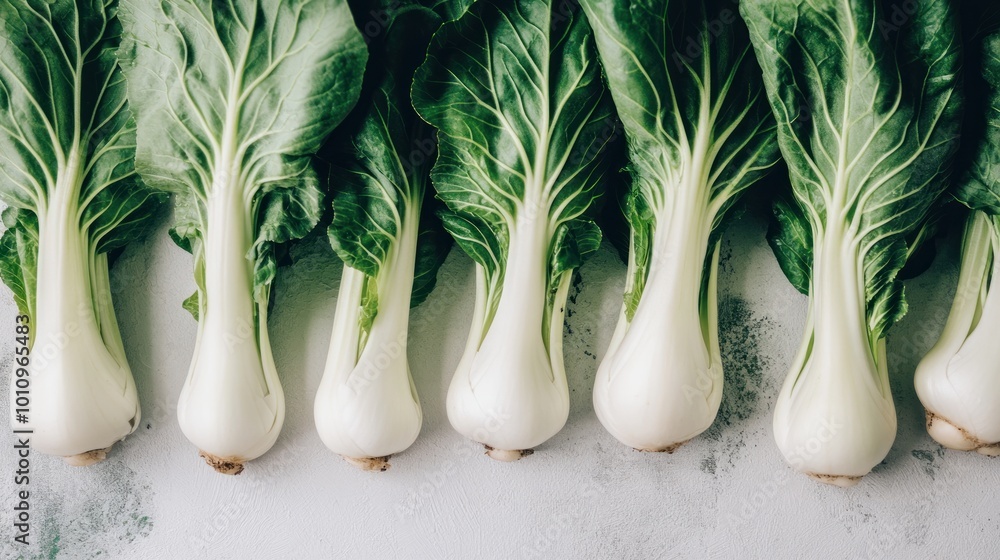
119 0 367 307
0 0 161 320
0 208 37 318
412 0 614 330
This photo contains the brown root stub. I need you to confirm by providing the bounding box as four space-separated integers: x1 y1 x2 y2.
807 472 863 488
484 445 533 462
925 410 988 452
344 456 391 472
199 451 245 475
634 439 691 454
978 445 1000 457
63 446 113 467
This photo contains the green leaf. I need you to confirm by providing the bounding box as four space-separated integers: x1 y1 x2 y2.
426 0 473 22
410 209 452 308
549 219 601 288
0 0 160 320
898 201 962 281
0 208 38 318
412 0 614 323
119 0 367 305
958 33 1000 216
766 195 812 296
327 1 452 338
580 0 780 322
743 0 963 340
181 291 199 321
438 210 505 280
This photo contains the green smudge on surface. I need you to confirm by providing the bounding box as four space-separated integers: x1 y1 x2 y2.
702 296 778 475
0 434 154 559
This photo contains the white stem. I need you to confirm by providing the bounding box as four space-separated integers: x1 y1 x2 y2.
594 189 721 451
176 164 282 473
447 215 568 455
915 211 1000 454
20 150 139 461
773 224 896 485
315 207 422 466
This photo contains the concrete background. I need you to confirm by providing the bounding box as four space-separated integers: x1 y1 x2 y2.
1 210 998 559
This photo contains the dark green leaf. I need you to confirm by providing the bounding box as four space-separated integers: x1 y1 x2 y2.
766 196 812 296
743 0 963 339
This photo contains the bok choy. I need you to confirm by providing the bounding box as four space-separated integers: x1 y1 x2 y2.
916 31 1000 456
119 0 367 473
0 0 162 464
314 0 455 471
580 0 779 452
412 0 614 460
743 0 963 485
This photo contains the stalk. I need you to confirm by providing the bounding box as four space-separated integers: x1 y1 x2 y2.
315 204 423 471
176 161 282 475
594 181 721 452
915 211 1000 455
773 226 896 486
447 214 568 460
24 151 139 464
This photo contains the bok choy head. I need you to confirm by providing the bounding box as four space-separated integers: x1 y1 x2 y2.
314 0 458 471
743 0 962 485
413 0 614 460
0 0 163 464
916 26 1000 457
119 0 367 474
579 0 779 453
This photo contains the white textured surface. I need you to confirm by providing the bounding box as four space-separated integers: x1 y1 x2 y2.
2 212 999 559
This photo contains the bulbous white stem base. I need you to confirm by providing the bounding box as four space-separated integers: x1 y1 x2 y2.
177 174 283 475
315 211 423 467
594 240 722 452
774 233 896 485
447 219 570 459
916 212 1000 456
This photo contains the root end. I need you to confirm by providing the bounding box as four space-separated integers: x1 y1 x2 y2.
977 445 1000 457
634 439 691 454
63 446 113 467
926 410 988 452
199 451 245 475
344 456 391 472
484 445 533 462
807 472 863 488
